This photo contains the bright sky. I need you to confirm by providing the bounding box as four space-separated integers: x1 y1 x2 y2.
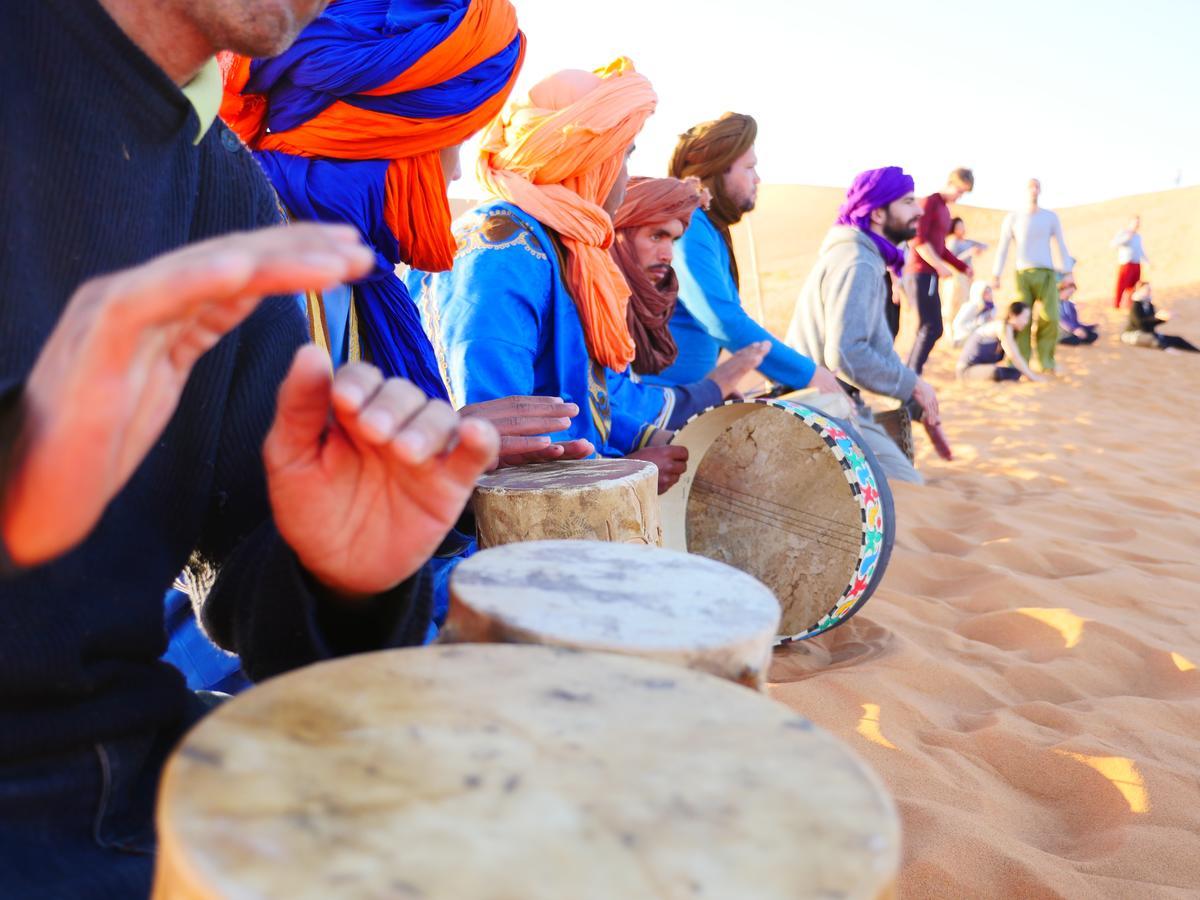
452 0 1200 209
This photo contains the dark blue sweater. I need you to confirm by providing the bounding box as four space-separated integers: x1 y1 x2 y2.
0 0 431 761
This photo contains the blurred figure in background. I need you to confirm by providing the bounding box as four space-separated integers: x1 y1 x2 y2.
943 216 987 322
1057 273 1099 345
1111 215 1149 308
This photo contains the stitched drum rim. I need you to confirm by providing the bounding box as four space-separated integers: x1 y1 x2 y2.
664 398 895 643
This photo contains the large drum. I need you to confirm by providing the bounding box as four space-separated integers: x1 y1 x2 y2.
441 539 780 689
152 645 900 900
663 398 895 644
472 458 661 548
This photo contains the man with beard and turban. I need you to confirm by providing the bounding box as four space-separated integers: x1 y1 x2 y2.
412 59 691 493
608 176 769 431
645 113 841 397
1 0 500 893
221 0 590 469
786 167 944 485
210 0 596 656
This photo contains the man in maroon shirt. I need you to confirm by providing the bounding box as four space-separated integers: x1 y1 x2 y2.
904 167 974 374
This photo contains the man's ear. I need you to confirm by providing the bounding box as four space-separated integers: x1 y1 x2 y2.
869 206 887 228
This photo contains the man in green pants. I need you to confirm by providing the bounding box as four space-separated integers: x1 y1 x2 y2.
992 178 1074 373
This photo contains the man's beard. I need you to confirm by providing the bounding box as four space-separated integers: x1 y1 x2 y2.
882 216 918 245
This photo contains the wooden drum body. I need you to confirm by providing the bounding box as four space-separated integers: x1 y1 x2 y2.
663 398 895 643
153 645 900 900
472 458 661 549
442 539 780 689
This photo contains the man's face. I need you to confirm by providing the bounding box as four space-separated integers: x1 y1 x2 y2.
952 220 966 238
1028 179 1041 205
947 183 970 202
881 193 921 243
1130 215 1141 232
185 0 330 57
630 219 685 284
1059 276 1077 299
603 147 635 218
722 145 760 212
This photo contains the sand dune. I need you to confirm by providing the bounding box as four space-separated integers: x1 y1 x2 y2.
755 187 1200 898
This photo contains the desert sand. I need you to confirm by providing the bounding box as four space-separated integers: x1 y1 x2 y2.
749 185 1200 898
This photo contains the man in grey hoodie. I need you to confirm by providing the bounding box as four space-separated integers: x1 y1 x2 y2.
786 167 941 485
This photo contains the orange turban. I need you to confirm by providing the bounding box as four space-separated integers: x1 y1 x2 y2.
478 58 657 370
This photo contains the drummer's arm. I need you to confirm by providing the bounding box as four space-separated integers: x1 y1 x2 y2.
192 297 435 683
824 262 918 402
676 226 817 390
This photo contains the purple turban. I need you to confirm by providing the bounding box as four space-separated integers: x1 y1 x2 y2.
836 166 915 275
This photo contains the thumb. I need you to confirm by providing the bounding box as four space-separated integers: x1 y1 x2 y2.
264 344 334 470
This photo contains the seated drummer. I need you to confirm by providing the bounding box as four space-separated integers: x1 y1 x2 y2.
222 0 595 470
410 61 688 493
0 2 499 896
609 175 769 429
640 113 842 397
785 167 946 484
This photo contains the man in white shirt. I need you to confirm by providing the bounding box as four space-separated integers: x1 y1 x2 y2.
1111 215 1149 308
992 178 1073 373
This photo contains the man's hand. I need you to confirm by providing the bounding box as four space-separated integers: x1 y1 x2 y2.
264 350 499 600
1 224 374 568
910 378 941 427
806 365 845 396
935 263 955 279
458 396 593 467
963 262 975 279
706 341 770 398
626 444 689 494
992 276 1003 290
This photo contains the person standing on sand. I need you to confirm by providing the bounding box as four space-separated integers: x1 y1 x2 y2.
903 168 975 375
1111 216 1149 308
786 166 948 486
992 178 1074 374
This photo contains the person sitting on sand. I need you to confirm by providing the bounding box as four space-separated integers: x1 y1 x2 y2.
951 281 997 346
1057 273 1099 345
411 60 691 493
1121 282 1199 353
943 216 987 322
786 166 950 485
607 175 770 430
957 302 1043 382
641 113 841 395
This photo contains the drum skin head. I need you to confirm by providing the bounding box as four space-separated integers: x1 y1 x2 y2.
664 399 895 642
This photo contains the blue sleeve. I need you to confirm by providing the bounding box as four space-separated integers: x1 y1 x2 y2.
665 378 723 429
418 246 545 409
675 220 817 390
608 367 667 428
608 404 659 454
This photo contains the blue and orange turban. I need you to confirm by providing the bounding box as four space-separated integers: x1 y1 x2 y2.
221 0 524 398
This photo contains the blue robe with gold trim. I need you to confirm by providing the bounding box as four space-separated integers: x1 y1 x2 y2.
411 201 658 455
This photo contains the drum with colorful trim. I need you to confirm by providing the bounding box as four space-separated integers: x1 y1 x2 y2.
663 398 894 643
